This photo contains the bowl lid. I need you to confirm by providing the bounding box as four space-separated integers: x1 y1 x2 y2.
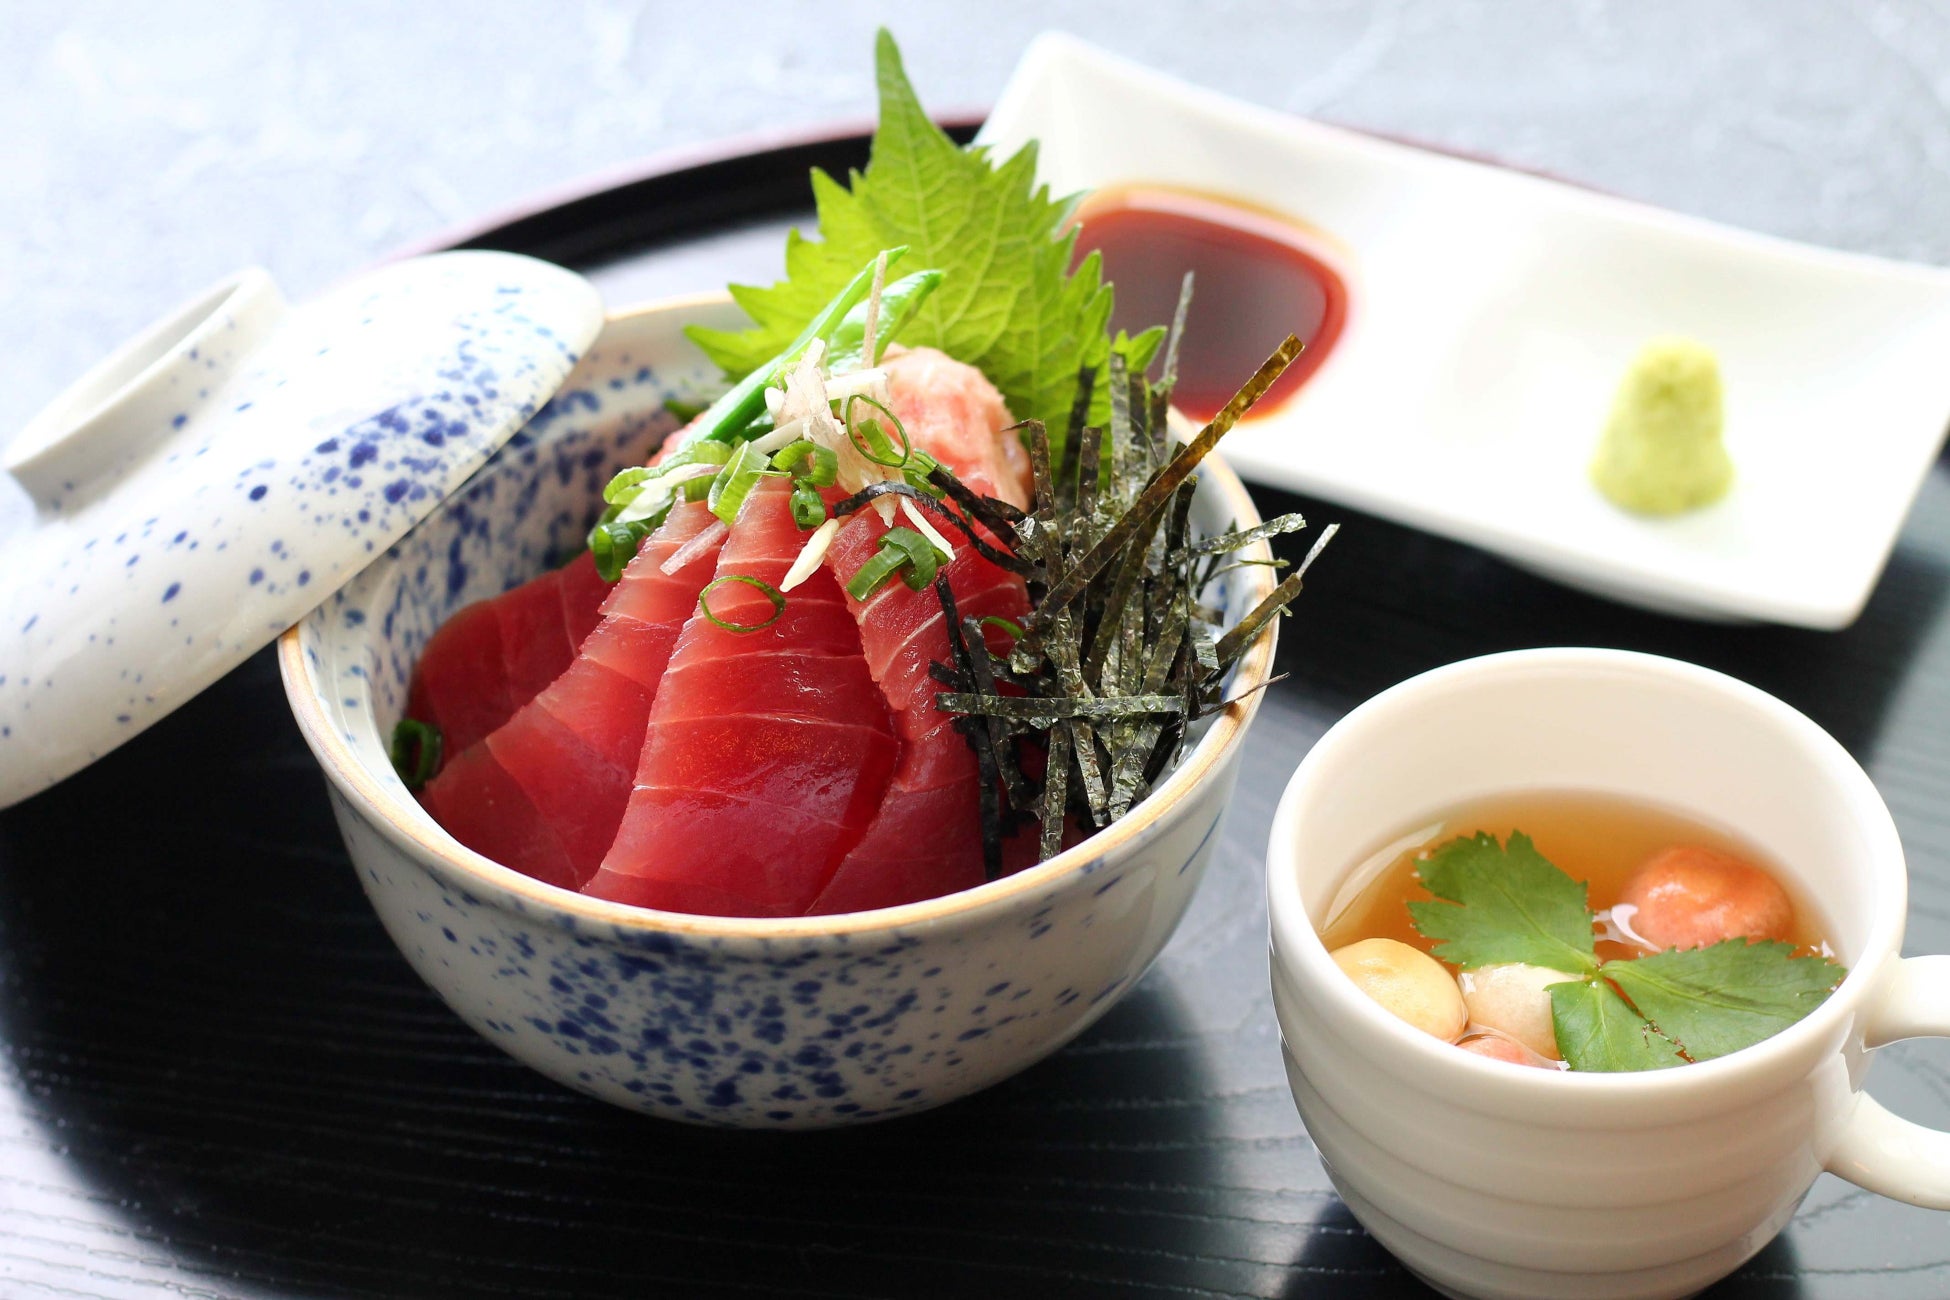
0 250 604 809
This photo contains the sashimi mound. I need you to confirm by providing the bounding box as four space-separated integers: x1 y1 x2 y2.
390 31 1323 920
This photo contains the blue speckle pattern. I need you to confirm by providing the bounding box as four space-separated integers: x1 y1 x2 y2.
293 299 1256 1128
0 252 603 808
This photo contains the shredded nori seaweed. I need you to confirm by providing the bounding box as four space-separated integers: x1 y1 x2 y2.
923 278 1337 865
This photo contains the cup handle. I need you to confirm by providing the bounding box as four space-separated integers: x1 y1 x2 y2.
1825 955 1950 1208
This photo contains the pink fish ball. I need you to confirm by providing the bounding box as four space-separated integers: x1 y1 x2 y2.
1456 1035 1543 1067
1618 846 1793 951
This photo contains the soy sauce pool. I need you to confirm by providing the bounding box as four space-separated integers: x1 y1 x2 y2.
1071 185 1349 423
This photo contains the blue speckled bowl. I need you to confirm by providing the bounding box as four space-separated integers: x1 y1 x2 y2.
279 294 1279 1128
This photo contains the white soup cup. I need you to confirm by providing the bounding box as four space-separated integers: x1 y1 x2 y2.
1266 647 1949 1300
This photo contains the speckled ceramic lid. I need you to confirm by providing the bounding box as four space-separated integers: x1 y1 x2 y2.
0 250 604 809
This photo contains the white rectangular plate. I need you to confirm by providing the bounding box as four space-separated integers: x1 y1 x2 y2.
981 35 1950 629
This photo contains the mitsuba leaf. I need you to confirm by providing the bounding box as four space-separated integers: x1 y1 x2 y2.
686 30 1126 457
1550 978 1686 1073
1407 831 1599 975
1604 940 1846 1062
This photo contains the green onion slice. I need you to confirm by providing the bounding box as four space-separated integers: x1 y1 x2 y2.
602 466 655 505
902 448 947 499
843 394 911 468
707 440 771 525
666 440 734 470
698 574 786 633
772 439 838 487
789 480 828 529
590 511 667 582
887 525 941 590
389 718 443 790
601 441 733 519
845 547 909 602
845 525 937 600
978 615 1025 641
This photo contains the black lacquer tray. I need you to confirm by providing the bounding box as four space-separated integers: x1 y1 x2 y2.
2 125 1945 1299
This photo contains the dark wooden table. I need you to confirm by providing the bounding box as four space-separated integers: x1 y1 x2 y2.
4 6 1948 1296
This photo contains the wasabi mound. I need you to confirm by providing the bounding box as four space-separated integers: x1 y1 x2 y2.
1591 337 1733 516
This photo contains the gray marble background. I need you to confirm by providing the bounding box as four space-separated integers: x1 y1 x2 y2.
8 0 1950 441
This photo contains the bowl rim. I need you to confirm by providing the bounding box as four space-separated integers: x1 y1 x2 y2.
278 291 1282 939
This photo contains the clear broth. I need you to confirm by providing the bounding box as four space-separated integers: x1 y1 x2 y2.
1320 790 1830 965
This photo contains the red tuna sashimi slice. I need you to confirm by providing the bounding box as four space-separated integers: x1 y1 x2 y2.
806 514 1029 915
557 546 613 646
419 502 726 887
405 550 612 755
806 350 1033 914
586 480 898 916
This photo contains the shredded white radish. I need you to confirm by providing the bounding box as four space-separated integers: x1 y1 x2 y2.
780 517 841 592
823 367 889 402
747 420 807 454
859 250 888 367
900 497 956 560
764 386 785 419
659 519 728 575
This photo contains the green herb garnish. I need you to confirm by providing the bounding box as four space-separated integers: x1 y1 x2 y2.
1405 831 1847 1072
389 718 443 791
1409 832 1599 976
772 440 838 487
1604 940 1845 1062
843 393 912 468
686 29 1140 455
680 248 908 452
586 441 738 581
705 439 772 526
827 269 942 372
1548 979 1686 1073
698 575 786 633
590 515 664 583
846 525 941 600
788 480 827 530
